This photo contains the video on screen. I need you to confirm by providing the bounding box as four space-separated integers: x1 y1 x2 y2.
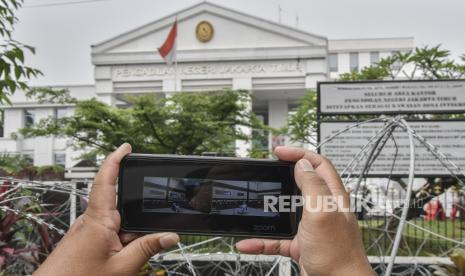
142 177 281 217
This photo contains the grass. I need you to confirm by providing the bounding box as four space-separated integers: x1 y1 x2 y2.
359 218 465 256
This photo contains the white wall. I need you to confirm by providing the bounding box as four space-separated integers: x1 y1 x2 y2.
3 109 23 139
359 52 371 70
327 37 414 78
328 37 414 52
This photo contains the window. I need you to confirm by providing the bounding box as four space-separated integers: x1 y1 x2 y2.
370 51 380 65
54 153 66 166
54 108 67 119
350 52 359 72
329 53 338 72
24 109 35 127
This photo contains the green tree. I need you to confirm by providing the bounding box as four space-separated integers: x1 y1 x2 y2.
0 152 31 175
286 92 318 146
0 0 41 104
0 153 64 180
339 45 465 81
21 88 264 158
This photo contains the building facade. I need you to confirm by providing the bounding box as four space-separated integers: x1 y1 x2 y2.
0 2 414 169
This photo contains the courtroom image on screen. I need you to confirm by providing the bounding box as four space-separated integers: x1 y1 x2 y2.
210 180 281 217
142 177 281 217
142 177 212 214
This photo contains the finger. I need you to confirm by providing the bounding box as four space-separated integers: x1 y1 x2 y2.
295 158 341 216
88 143 132 212
236 238 293 257
111 232 179 274
275 146 349 206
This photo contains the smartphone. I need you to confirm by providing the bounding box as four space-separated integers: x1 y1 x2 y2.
117 154 301 238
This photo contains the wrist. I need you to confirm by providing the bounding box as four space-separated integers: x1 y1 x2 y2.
301 259 374 276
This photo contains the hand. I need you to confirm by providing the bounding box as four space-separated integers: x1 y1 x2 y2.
34 143 180 276
236 147 373 276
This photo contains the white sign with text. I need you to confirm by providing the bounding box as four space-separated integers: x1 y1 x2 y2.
113 61 304 81
319 80 465 114
319 121 465 176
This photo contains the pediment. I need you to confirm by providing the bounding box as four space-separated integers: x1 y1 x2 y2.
91 2 327 55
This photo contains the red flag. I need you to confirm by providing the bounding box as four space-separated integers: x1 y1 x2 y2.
158 19 177 65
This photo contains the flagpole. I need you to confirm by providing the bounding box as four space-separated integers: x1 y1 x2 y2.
174 52 178 92
174 16 178 93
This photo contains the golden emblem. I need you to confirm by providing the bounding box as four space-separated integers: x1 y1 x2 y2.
196 21 214 42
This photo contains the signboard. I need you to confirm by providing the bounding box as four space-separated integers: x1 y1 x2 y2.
319 121 465 176
113 61 304 81
318 80 465 115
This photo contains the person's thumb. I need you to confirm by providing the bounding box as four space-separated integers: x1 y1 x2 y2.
111 232 179 274
295 158 333 199
294 158 335 221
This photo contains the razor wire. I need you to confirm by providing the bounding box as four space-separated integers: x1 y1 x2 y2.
330 117 465 276
0 116 464 275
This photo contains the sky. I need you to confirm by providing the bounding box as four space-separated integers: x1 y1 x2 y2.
14 0 465 86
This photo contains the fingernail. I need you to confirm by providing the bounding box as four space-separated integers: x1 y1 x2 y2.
297 159 313 172
236 239 246 247
118 143 131 151
159 233 179 249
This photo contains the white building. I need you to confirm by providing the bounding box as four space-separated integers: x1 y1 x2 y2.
0 2 414 170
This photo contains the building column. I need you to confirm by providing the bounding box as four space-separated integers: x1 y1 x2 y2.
233 77 252 157
304 58 329 89
163 77 181 94
95 66 115 106
97 94 115 106
268 100 288 152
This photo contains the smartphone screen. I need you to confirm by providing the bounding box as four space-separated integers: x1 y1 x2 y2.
142 177 282 217
118 154 300 238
